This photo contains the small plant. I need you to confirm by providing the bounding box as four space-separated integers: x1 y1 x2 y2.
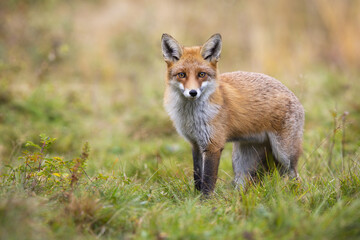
1 134 90 194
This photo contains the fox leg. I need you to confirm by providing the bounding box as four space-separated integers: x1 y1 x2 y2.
232 142 268 188
201 146 223 195
192 144 203 191
268 132 301 179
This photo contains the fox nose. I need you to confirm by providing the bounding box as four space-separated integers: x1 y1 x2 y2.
189 90 197 97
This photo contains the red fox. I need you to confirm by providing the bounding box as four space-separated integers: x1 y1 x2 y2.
161 33 304 195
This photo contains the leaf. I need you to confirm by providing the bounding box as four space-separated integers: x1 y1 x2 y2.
97 173 109 180
4 164 14 170
52 173 61 177
25 141 41 150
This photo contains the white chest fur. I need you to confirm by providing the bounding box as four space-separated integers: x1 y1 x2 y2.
165 88 220 149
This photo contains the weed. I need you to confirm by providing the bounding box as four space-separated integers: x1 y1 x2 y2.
1 134 90 194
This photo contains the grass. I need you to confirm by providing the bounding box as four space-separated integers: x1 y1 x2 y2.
1 143 359 239
0 0 360 239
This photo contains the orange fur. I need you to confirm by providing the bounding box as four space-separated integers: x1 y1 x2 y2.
161 34 304 194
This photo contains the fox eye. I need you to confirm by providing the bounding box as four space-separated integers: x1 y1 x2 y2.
198 72 206 78
177 72 186 78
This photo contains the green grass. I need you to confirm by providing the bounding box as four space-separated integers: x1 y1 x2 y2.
1 0 360 239
1 146 360 240
1 127 359 239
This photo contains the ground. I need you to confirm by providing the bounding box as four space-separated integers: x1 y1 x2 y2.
0 0 359 239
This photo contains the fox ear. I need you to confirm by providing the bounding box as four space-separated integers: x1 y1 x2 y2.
161 34 183 63
201 34 222 63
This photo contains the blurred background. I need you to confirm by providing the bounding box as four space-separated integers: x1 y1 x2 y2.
0 0 359 176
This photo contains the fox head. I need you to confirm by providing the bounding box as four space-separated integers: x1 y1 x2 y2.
161 34 222 100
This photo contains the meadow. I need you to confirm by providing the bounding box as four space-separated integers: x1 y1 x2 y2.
0 0 359 239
